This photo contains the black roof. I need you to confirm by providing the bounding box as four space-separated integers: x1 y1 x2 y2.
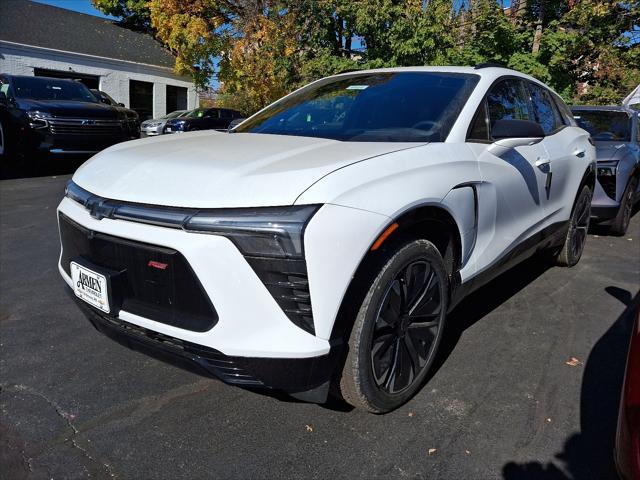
0 0 176 69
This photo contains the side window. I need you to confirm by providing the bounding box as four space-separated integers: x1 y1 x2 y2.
220 110 232 119
529 82 563 134
551 92 576 126
467 99 490 142
486 79 532 133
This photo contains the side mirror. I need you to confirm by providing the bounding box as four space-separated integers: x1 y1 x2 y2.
0 91 7 106
489 119 545 155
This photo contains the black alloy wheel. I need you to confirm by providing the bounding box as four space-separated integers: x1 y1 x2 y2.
339 239 448 413
0 119 5 158
556 185 592 267
371 260 442 394
611 177 638 236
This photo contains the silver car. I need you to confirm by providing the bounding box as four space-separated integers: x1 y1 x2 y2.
571 105 640 235
140 110 189 137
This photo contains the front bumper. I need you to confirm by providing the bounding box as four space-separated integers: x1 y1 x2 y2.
58 196 330 359
140 125 163 137
20 126 129 155
57 194 389 399
591 178 620 222
70 291 339 397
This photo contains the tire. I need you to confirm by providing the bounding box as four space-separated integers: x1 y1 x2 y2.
338 239 448 413
556 185 592 267
0 118 6 160
610 176 638 236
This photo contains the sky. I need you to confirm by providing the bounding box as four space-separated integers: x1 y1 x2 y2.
32 0 116 19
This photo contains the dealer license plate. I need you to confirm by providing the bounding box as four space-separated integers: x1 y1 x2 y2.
70 262 110 313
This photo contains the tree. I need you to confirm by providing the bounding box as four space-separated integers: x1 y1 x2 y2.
92 0 152 31
92 0 640 110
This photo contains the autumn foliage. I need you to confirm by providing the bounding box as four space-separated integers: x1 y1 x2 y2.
93 0 640 114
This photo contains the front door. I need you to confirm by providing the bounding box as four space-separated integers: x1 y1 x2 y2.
467 78 550 275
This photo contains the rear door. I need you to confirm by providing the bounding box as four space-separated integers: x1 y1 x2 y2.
466 78 550 274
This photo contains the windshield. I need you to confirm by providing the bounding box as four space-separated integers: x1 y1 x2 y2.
100 91 117 105
235 72 479 142
13 77 97 102
572 110 631 141
164 110 187 119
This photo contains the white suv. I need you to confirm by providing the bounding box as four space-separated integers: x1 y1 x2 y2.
58 66 595 412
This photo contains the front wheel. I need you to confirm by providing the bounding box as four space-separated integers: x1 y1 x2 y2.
555 185 592 267
0 118 6 160
610 176 638 236
338 239 448 413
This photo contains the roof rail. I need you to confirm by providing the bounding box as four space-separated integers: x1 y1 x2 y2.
474 62 506 69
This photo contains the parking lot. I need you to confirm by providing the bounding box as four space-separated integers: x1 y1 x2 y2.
0 173 638 480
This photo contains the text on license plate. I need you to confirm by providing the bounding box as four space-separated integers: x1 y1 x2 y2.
70 262 110 313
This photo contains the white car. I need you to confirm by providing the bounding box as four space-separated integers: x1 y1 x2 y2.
140 110 188 137
58 65 595 412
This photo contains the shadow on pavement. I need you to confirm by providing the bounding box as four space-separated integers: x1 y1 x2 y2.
432 253 553 377
501 288 639 480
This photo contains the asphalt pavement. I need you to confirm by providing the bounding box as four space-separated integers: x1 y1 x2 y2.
1 174 639 479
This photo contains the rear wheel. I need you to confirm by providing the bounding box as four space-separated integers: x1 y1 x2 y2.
0 118 6 159
610 177 638 236
338 239 448 413
556 185 592 267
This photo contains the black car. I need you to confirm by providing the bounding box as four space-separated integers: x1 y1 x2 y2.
91 89 140 139
163 108 243 134
0 75 130 160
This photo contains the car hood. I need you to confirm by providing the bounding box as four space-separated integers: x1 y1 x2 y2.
72 131 423 208
595 142 633 162
17 99 119 119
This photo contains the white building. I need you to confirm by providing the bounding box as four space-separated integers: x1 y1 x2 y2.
0 0 198 120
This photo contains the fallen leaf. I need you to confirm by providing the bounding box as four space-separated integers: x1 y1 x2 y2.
428 448 437 455
305 424 313 432
408 412 415 417
565 357 583 367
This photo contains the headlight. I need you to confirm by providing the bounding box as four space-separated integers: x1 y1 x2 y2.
597 160 618 176
27 111 51 129
65 180 319 259
184 206 320 259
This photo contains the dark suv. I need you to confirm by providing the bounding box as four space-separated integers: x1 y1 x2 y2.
163 107 243 134
0 75 130 160
90 89 140 140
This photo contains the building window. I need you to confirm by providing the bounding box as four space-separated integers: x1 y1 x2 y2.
130 80 154 121
166 85 188 113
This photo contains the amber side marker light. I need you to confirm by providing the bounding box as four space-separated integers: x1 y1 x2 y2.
370 223 399 251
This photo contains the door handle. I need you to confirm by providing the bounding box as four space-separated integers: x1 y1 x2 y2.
535 157 551 168
573 149 586 158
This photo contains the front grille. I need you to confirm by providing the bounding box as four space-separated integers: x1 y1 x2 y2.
598 174 617 200
49 118 124 135
245 256 314 334
59 213 218 332
75 299 262 386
